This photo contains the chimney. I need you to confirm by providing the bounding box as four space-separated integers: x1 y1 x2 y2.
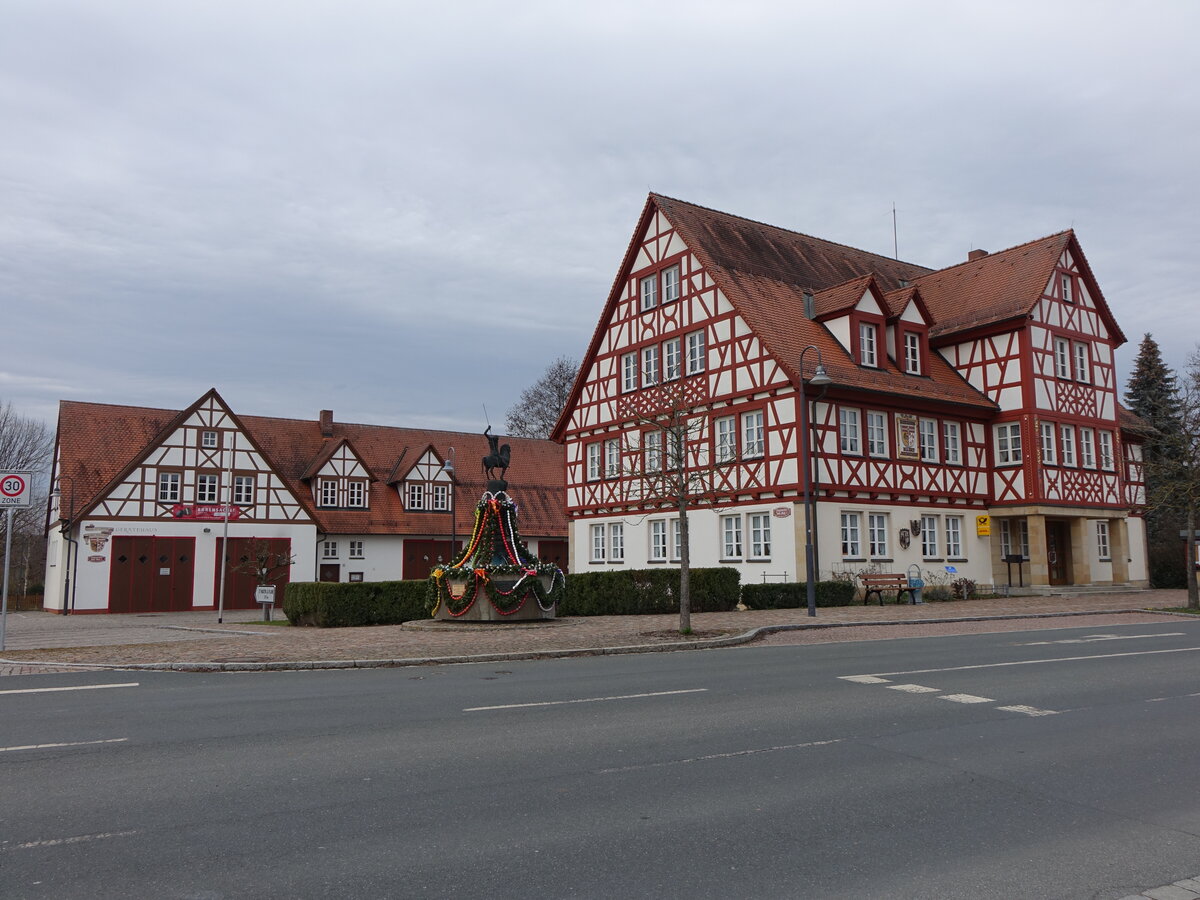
803 291 814 319
319 410 334 437
968 248 989 262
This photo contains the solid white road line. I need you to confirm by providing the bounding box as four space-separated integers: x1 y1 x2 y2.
0 682 139 696
860 645 1200 678
596 739 842 774
5 830 140 851
1020 632 1184 646
939 694 994 704
0 738 128 753
886 684 941 693
464 688 708 712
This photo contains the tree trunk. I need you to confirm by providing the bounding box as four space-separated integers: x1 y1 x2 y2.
678 496 691 634
1188 503 1198 609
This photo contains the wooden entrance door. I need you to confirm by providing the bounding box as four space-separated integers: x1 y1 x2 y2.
108 536 196 613
319 564 340 582
537 540 569 573
402 539 456 580
1046 520 1071 585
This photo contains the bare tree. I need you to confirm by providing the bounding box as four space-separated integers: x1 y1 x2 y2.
232 540 296 586
506 356 579 439
618 379 723 634
0 401 53 594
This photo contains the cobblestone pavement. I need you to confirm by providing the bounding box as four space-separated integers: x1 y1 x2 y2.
1 590 1193 673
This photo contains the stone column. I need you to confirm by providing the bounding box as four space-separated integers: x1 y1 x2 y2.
1110 518 1130 583
1069 517 1091 586
1027 514 1049 586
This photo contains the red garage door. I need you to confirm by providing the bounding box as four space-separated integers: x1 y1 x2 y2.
108 536 196 613
537 540 569 573
214 538 293 610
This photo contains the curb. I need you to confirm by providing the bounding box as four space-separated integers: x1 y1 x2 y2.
4 608 1189 674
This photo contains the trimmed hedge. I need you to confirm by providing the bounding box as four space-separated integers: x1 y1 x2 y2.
283 580 430 627
561 567 740 616
740 580 856 609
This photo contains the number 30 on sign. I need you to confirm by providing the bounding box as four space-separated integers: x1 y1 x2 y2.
0 473 33 508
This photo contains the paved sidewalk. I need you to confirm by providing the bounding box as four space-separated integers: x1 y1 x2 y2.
1 590 1193 673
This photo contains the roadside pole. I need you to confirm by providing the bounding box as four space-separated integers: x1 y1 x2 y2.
0 472 34 652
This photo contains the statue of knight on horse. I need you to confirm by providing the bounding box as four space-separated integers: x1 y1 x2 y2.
482 426 511 484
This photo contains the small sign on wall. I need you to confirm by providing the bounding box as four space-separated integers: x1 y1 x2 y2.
896 415 919 460
976 515 991 536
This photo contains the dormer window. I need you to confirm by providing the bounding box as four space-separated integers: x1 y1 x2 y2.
407 483 425 510
432 483 449 511
347 480 366 508
858 323 878 367
903 332 922 375
319 479 338 507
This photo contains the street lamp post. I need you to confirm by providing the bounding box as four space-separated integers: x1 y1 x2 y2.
442 448 457 566
52 476 78 615
798 346 833 617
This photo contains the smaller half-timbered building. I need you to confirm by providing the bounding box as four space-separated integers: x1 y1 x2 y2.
553 194 1148 593
44 389 566 614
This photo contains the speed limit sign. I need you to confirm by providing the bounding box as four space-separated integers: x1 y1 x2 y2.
0 472 33 508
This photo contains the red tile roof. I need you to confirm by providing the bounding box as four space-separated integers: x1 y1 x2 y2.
54 395 566 538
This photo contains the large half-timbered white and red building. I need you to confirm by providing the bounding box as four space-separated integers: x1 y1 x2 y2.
552 195 1148 592
44 389 566 613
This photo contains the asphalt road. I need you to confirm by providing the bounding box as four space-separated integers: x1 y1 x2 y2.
2 620 1199 899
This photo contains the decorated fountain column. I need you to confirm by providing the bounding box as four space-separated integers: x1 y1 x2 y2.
427 428 564 622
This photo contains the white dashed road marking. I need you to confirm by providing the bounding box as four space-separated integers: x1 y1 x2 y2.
3 830 140 851
596 739 842 774
0 738 128 753
939 694 994 704
839 675 890 684
464 688 707 712
886 684 941 694
1020 632 1183 646
0 682 139 697
995 705 1058 717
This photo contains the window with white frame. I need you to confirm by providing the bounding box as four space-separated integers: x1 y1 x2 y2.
943 421 961 464
587 443 601 481
714 415 737 464
721 515 743 559
868 513 889 558
407 483 425 509
233 475 255 506
1096 520 1110 560
323 541 338 559
903 332 921 375
919 418 938 463
999 518 1029 560
158 471 181 502
640 274 657 311
663 337 682 381
670 518 682 561
1061 273 1073 303
1099 431 1115 470
1080 427 1096 468
841 512 862 558
347 480 366 508
945 516 963 558
840 408 861 454
859 323 878 367
995 422 1022 464
605 438 620 478
749 513 771 559
867 411 888 457
349 540 364 559
622 352 638 392
1073 342 1091 383
589 524 606 561
686 330 706 375
196 473 219 503
320 479 338 507
649 520 667 562
609 523 625 562
642 345 659 386
643 430 662 472
432 483 449 510
921 515 939 557
201 430 219 449
662 265 681 303
742 410 764 458
1061 425 1076 466
1054 337 1071 379
1040 422 1057 465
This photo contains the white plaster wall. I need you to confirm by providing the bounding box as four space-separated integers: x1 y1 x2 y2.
316 535 405 582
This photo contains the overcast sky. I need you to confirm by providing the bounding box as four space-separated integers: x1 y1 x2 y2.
4 1 1198 443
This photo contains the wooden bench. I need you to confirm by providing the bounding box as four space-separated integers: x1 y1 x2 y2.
860 574 916 606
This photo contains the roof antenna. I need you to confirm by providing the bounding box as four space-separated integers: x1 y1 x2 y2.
892 202 898 260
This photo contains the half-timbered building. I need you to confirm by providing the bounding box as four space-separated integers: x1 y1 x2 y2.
44 389 566 613
552 194 1148 593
